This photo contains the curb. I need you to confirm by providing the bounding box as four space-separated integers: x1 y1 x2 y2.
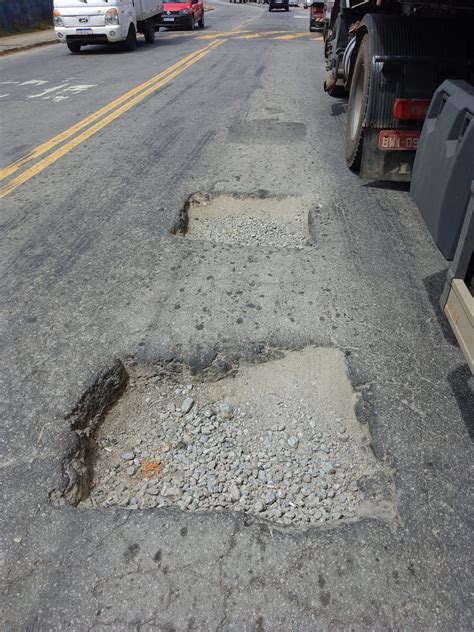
0 38 58 56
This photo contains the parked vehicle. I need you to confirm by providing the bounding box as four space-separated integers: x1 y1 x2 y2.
303 0 312 8
53 0 163 52
269 0 289 11
160 0 204 30
323 0 474 182
322 0 474 369
289 0 299 7
309 1 324 30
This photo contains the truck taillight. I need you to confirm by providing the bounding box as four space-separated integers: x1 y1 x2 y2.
393 99 431 121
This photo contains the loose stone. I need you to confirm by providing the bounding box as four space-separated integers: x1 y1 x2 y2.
220 403 234 420
265 491 277 506
288 436 299 449
181 398 195 414
229 481 241 502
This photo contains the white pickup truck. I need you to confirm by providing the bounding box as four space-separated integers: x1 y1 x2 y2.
53 0 163 53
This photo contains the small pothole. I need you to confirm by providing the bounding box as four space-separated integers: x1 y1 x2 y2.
175 192 313 249
53 349 397 529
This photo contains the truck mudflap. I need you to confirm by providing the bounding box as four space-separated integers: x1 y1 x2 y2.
360 128 415 181
354 13 474 181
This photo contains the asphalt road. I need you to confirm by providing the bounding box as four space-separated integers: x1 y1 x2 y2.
1 1 473 629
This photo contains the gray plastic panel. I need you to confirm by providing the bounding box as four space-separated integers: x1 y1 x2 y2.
441 181 474 308
411 80 474 260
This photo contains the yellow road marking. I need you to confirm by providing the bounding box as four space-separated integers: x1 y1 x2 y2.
197 30 253 39
1 12 312 199
0 16 258 184
0 45 213 182
0 40 223 199
236 32 268 39
271 32 309 40
199 30 292 40
235 31 291 39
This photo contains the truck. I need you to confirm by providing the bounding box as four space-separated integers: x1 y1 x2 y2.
322 0 474 368
322 0 474 182
53 0 163 53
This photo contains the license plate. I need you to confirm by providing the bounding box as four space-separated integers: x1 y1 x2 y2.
378 130 421 151
76 28 93 34
163 17 174 21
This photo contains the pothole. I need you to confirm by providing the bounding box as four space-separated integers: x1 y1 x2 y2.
175 192 313 249
53 349 397 528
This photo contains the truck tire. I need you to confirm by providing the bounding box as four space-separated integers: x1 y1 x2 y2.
345 34 370 171
123 24 137 51
144 22 155 44
67 42 81 53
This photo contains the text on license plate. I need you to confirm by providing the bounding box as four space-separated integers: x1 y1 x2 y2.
378 130 421 151
163 17 174 21
76 28 93 34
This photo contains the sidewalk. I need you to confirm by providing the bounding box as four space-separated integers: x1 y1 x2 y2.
0 28 57 56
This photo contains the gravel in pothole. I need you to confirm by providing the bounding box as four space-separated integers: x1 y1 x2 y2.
178 192 311 249
80 349 395 527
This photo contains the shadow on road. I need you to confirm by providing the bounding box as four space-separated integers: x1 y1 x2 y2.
362 180 410 193
448 363 474 440
330 101 347 117
423 269 458 347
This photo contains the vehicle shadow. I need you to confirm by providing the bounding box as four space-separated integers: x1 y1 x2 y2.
362 180 410 193
330 102 347 117
423 269 458 347
72 30 203 55
73 42 156 55
448 363 474 440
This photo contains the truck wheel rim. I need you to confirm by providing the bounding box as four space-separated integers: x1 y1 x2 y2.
350 63 365 142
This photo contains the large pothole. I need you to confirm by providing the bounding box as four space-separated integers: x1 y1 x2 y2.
175 192 313 249
57 349 397 528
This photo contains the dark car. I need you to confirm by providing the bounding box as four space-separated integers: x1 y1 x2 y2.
269 0 289 11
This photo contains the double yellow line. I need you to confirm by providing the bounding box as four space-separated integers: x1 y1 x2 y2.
0 39 223 199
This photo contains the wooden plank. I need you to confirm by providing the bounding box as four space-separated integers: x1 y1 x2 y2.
444 279 474 373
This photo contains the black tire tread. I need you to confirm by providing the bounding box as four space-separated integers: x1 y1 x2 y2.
67 42 81 53
124 24 137 51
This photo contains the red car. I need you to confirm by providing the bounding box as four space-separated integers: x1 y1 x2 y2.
161 0 205 30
